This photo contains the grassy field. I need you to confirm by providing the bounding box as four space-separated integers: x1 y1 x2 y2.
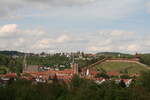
95 61 149 74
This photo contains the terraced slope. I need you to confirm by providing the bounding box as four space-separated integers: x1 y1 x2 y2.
95 61 149 74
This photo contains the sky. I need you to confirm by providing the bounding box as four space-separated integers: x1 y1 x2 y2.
0 0 150 54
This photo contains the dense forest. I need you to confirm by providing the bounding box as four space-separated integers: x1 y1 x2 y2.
1 71 150 100
27 55 71 67
0 54 22 74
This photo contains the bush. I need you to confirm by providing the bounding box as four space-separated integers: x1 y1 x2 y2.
96 72 110 79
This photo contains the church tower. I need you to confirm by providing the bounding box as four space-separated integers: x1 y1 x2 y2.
73 63 78 75
134 52 140 61
71 55 79 75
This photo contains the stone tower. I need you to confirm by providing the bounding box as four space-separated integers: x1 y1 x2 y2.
73 63 78 75
71 55 78 75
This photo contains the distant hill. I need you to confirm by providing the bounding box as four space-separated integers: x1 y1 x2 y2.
96 52 150 67
96 52 133 58
94 60 149 74
90 52 150 73
0 51 25 56
140 53 150 66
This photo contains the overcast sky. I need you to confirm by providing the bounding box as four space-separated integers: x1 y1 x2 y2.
0 0 150 53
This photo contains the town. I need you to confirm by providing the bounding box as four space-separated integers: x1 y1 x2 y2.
0 51 147 88
0 0 150 99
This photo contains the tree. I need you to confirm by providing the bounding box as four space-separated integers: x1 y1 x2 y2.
138 71 150 92
96 72 110 79
120 74 130 79
140 54 150 66
70 75 83 88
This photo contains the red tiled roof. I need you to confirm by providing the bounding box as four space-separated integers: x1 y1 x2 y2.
122 79 131 83
2 73 17 78
90 71 98 75
22 69 74 81
107 72 120 76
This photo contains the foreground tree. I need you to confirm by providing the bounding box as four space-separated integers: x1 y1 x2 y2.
138 71 150 92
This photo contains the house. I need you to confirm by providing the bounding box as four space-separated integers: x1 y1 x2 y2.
115 79 132 87
0 73 17 85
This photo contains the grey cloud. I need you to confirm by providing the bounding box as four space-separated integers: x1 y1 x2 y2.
0 0 96 18
25 0 96 6
0 0 142 20
0 0 25 18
